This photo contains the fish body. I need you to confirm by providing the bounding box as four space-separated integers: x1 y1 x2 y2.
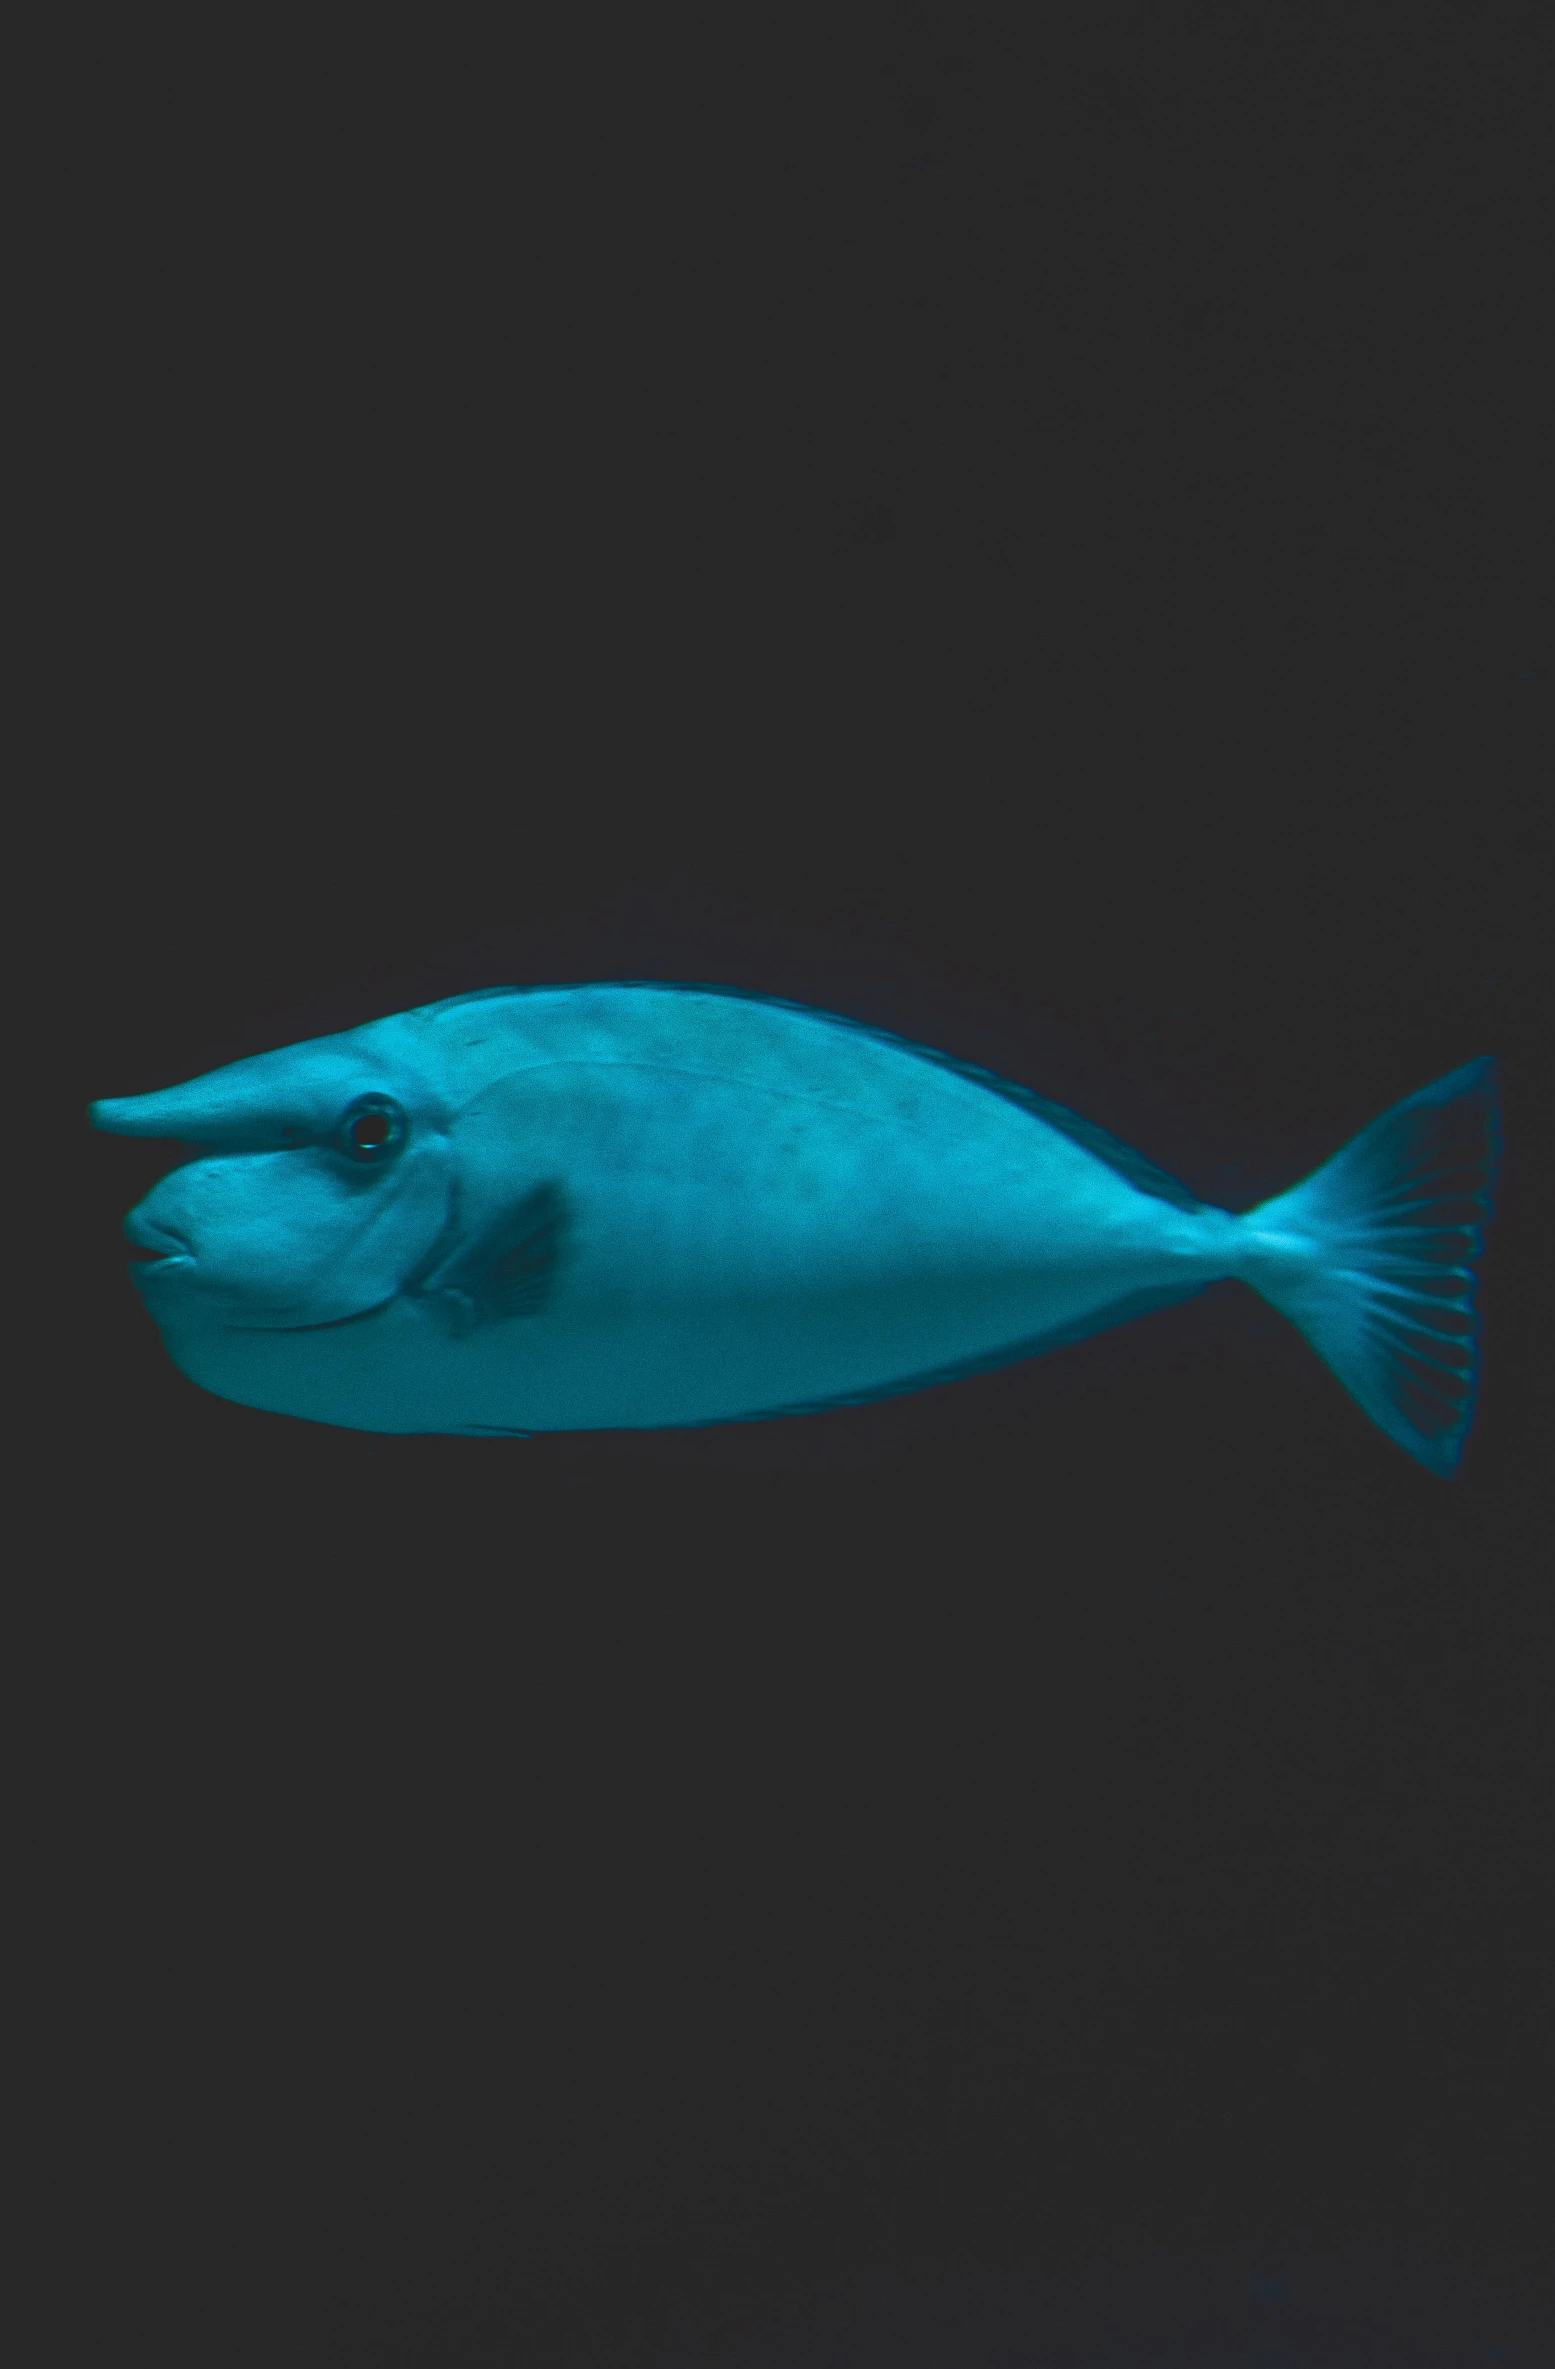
91 982 1499 1470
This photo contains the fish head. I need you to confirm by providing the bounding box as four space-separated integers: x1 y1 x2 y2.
91 1014 462 1333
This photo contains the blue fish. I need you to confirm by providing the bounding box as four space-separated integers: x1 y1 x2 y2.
90 981 1499 1469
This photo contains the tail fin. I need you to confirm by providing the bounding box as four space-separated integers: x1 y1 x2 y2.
1238 1057 1501 1475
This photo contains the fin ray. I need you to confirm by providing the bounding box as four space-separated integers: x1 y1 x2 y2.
1239 1056 1500 1475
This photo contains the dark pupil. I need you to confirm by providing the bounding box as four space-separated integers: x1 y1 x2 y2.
352 1112 392 1149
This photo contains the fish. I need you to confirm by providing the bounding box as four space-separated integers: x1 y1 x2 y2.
90 980 1500 1470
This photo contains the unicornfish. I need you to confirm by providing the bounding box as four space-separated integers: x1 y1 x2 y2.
90 981 1500 1469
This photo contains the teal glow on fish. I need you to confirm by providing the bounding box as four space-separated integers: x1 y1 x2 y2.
90 982 1499 1470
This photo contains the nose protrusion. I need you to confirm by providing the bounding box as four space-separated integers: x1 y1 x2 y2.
93 1078 259 1138
92 1091 184 1135
89 1054 317 1148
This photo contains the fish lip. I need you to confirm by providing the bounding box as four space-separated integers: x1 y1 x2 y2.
129 1252 193 1280
124 1220 194 1277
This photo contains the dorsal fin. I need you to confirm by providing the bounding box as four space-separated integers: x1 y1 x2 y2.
888 1046 1207 1211
420 980 1207 1214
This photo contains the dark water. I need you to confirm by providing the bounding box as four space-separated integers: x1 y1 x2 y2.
48 6 1551 2363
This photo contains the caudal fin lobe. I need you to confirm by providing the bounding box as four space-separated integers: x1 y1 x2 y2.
1238 1058 1501 1475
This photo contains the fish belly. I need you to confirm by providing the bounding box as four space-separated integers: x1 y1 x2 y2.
451 1265 1178 1429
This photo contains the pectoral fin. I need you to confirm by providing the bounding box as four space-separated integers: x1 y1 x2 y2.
414 1179 573 1337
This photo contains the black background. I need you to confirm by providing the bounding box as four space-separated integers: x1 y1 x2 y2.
40 6 1552 2364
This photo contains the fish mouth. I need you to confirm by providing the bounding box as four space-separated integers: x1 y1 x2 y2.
124 1222 194 1278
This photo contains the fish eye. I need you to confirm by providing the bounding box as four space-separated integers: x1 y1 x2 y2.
334 1094 407 1163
